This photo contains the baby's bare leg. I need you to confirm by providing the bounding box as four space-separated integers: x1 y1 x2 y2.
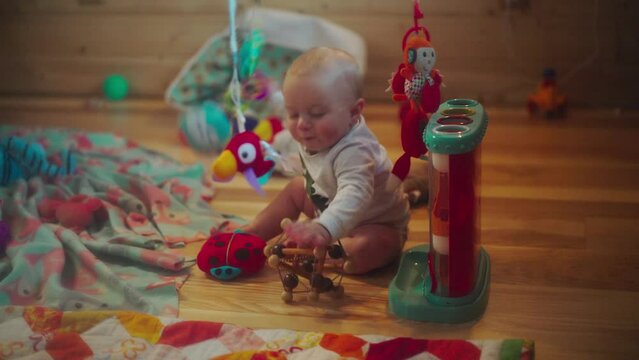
340 224 404 274
243 177 316 241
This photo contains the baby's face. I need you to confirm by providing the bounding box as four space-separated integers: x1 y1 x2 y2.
283 71 358 153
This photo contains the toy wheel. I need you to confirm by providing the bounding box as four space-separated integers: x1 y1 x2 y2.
331 285 345 298
281 291 293 303
263 244 273 257
308 290 319 301
268 255 280 268
343 260 355 274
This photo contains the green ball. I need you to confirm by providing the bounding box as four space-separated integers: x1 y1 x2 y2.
103 74 129 101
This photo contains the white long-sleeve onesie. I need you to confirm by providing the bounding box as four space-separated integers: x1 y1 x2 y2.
299 117 409 240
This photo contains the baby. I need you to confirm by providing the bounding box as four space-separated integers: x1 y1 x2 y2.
243 47 409 274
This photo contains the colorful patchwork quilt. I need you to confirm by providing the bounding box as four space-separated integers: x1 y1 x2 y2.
0 306 534 359
0 126 242 316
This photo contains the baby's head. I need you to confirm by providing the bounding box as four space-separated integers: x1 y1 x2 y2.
282 47 365 153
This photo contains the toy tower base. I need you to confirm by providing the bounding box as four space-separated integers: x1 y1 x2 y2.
388 244 490 323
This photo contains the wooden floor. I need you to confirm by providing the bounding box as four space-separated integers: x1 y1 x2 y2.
2 98 639 359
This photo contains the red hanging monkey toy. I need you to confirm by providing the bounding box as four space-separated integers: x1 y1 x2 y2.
389 1 442 181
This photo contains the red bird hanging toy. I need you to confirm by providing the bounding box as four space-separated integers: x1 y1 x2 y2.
389 1 442 181
211 131 275 196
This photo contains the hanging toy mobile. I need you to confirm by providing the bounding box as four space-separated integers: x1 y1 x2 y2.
388 0 442 182
210 0 281 196
177 29 282 154
197 0 273 282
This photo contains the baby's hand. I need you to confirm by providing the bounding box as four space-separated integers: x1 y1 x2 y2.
281 219 331 248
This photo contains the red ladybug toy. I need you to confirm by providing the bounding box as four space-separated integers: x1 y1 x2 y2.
197 230 266 280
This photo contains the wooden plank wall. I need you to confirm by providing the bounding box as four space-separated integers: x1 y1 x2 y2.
0 0 637 108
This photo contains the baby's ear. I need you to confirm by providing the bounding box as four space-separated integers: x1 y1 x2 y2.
350 98 365 123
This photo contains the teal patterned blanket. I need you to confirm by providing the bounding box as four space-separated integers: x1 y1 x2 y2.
0 126 239 316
